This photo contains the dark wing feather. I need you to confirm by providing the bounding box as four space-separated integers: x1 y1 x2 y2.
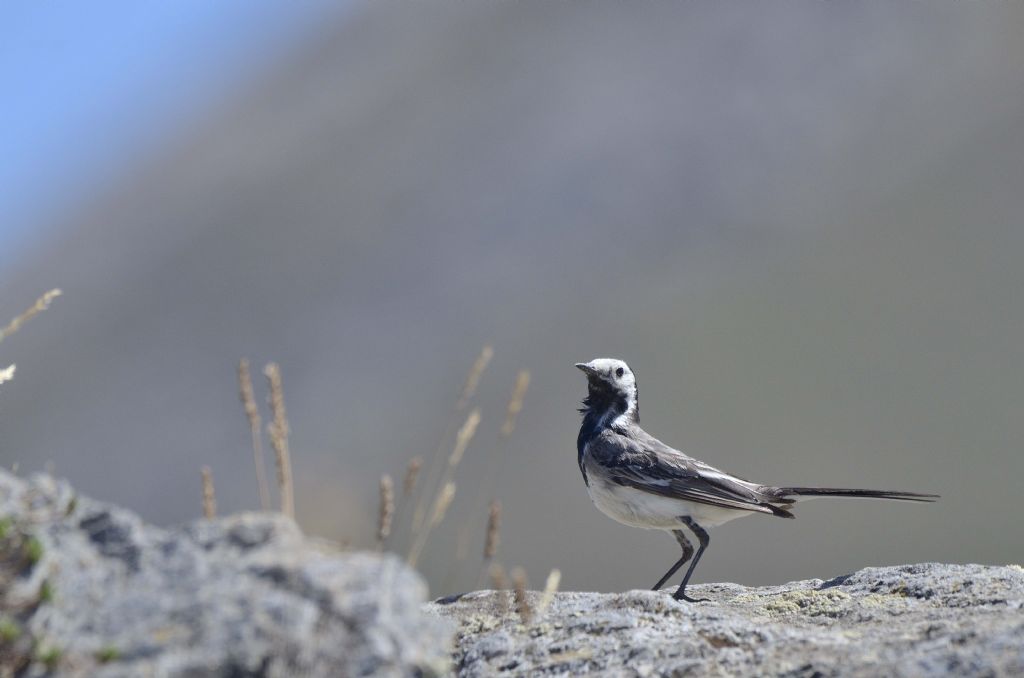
590 431 794 518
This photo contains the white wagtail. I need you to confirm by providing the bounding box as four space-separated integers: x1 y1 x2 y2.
575 358 938 602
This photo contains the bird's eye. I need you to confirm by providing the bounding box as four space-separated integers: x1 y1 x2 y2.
615 367 624 378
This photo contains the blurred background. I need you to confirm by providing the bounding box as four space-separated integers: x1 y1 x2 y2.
2 2 1023 595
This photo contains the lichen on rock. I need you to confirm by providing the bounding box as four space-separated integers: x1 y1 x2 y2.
428 563 1024 676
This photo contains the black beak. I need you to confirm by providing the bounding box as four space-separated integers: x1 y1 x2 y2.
575 362 598 377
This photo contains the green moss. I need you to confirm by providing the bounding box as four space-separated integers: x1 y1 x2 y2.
37 646 62 670
95 646 120 663
0 617 21 643
0 517 11 540
24 536 43 565
39 580 54 604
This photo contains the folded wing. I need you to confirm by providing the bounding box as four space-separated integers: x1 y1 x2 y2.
590 431 795 518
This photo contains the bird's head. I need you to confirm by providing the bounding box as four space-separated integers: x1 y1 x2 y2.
575 358 638 422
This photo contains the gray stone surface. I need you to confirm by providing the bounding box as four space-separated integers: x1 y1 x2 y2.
0 470 450 677
4 467 1022 677
428 563 1024 677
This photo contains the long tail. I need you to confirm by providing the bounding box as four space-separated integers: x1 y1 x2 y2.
774 487 939 502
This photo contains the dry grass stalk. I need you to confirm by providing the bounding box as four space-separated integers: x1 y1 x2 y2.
456 344 494 411
387 456 423 550
239 359 271 511
410 345 494 535
536 569 561 617
377 474 395 547
407 408 480 565
499 370 531 437
0 289 62 344
511 567 532 624
407 481 456 567
490 562 508 591
201 466 217 519
264 363 295 519
472 499 503 590
484 500 501 560
448 408 481 467
459 369 530 581
490 563 510 613
429 481 456 528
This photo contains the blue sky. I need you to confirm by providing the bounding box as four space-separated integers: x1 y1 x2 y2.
0 2 342 256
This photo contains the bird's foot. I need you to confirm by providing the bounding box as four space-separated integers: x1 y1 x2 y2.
676 595 708 603
672 590 707 603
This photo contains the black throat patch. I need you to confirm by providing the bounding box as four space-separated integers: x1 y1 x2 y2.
577 379 637 485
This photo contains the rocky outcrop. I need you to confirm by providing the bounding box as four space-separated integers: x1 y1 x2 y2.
4 468 1021 677
428 563 1024 677
0 470 450 677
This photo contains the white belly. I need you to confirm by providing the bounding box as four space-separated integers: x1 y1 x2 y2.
586 477 750 530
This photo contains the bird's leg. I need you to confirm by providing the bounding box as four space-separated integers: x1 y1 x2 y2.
652 529 694 591
673 517 710 602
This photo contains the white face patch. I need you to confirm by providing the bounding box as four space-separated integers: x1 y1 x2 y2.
580 358 638 426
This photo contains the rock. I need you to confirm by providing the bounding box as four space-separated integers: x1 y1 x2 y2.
428 563 1024 677
0 470 450 677
5 467 1021 677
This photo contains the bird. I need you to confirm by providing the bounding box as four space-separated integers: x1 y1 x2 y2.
574 357 938 602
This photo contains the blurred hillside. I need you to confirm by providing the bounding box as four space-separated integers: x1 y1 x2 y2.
2 2 1022 594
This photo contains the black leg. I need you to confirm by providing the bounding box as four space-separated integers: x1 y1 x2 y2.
673 517 710 602
652 530 694 591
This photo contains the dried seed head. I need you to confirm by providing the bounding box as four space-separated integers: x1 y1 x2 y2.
0 289 62 343
238 359 259 422
264 363 290 440
264 363 294 518
484 500 502 560
537 569 561 616
456 344 494 410
378 474 395 543
448 408 481 467
430 482 456 528
500 370 531 437
239 358 270 511
403 456 423 497
201 466 217 519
